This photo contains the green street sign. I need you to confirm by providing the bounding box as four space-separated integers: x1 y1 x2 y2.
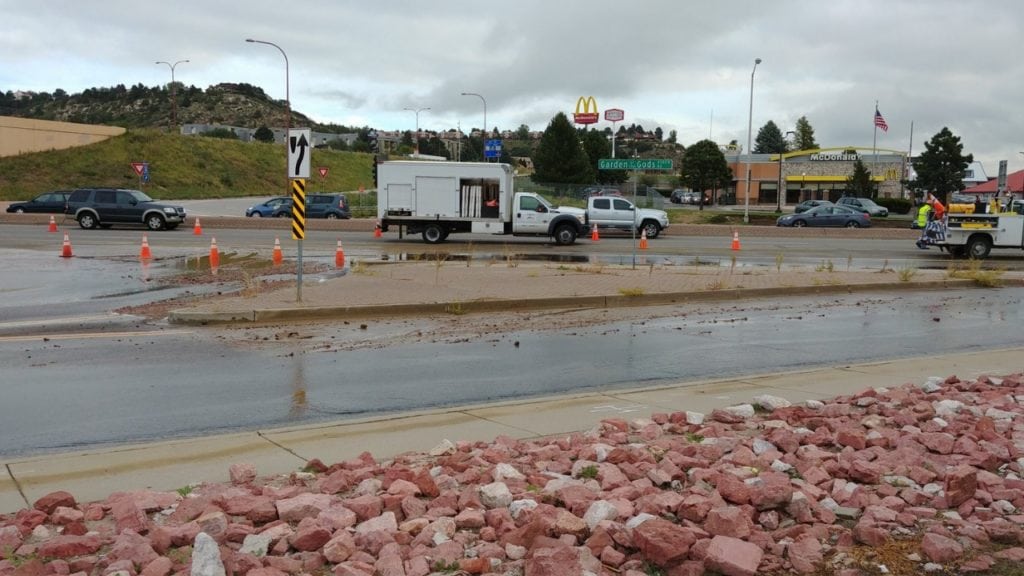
598 158 673 171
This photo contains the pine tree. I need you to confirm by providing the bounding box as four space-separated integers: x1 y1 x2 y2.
532 113 594 184
794 116 818 151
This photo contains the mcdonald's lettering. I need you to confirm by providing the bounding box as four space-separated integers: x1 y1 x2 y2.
573 96 599 125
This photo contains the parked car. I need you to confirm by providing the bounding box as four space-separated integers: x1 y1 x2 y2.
65 188 186 230
777 204 872 228
670 189 688 204
246 196 293 217
306 193 351 219
794 199 833 213
837 196 889 217
6 190 72 214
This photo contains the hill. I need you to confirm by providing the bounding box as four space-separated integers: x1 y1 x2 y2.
0 129 373 200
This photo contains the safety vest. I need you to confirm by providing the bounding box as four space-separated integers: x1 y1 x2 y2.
917 204 931 227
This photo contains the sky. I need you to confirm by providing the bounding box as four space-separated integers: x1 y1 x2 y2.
3 0 1023 175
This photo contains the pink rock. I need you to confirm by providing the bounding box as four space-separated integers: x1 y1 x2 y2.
600 546 626 567
705 507 752 539
945 465 978 508
524 546 581 576
750 472 794 510
716 474 751 505
801 466 831 486
0 525 25 557
848 460 883 484
249 568 288 576
921 532 963 563
835 429 866 451
229 463 257 485
852 521 888 547
454 509 486 530
386 479 421 497
291 525 333 552
195 511 229 542
111 497 149 534
705 535 763 576
108 530 159 567
333 561 375 576
36 535 104 558
342 494 384 522
355 511 398 534
995 547 1024 561
787 533 823 574
918 432 955 454
323 532 357 563
632 518 696 567
33 491 77 515
140 556 173 576
678 494 714 522
277 493 334 523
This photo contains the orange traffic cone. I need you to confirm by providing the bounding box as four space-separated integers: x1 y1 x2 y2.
272 237 283 266
335 238 345 269
139 234 152 260
60 232 73 258
590 223 600 242
193 217 202 236
639 229 648 250
48 215 58 233
731 230 741 251
374 221 382 238
209 237 220 269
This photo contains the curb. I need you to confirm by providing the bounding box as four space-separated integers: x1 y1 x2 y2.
166 278 977 325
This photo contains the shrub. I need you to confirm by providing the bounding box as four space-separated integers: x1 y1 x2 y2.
875 197 913 214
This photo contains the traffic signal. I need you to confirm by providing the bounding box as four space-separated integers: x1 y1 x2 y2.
368 130 378 154
372 155 378 187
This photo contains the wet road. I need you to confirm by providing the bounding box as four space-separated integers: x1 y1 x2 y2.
2 286 1022 457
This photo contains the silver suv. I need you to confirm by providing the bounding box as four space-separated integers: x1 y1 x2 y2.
65 188 187 230
837 196 889 217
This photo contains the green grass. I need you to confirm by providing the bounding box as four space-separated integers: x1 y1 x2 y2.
0 129 373 200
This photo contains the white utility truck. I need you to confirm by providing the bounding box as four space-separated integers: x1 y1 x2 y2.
933 199 1024 258
376 161 586 245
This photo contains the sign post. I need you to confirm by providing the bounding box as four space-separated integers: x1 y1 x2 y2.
288 129 312 301
604 109 624 158
131 162 145 187
597 158 673 269
318 166 328 191
484 139 502 159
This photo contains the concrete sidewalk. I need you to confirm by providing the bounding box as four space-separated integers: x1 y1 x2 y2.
3 347 1022 514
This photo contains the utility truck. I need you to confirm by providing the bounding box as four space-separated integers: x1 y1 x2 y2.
932 198 1024 259
376 161 585 245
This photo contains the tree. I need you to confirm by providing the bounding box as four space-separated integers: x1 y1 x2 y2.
754 120 786 154
666 129 677 144
580 129 627 185
515 124 530 140
912 127 974 204
654 127 663 141
846 158 875 198
681 139 733 209
794 116 818 151
532 112 593 184
253 126 275 143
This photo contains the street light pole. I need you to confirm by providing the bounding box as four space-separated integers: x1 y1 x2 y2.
777 130 795 213
403 107 430 156
246 38 299 300
744 57 761 224
155 59 189 131
460 92 486 160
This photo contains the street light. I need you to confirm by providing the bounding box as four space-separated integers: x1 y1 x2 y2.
460 92 487 159
403 107 430 156
776 130 795 213
743 57 762 224
155 59 188 131
245 39 290 140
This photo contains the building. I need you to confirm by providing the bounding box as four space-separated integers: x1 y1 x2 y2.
725 146 909 206
0 116 125 157
963 170 1024 197
179 124 357 148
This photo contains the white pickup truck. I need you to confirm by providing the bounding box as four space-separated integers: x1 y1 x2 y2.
932 199 1024 258
586 195 670 238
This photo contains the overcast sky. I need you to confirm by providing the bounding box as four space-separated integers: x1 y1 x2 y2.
3 0 1022 174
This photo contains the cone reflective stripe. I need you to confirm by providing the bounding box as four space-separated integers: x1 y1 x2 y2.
272 237 283 266
209 237 220 269
48 215 57 233
374 221 382 238
139 234 152 260
590 223 600 241
193 217 202 236
639 229 648 250
731 230 741 251
335 238 345 269
60 232 72 258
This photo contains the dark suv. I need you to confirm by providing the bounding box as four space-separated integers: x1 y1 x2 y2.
65 188 187 230
305 193 350 219
837 196 888 217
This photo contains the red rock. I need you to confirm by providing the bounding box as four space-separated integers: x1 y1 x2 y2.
140 556 173 576
835 429 866 451
194 511 229 542
229 463 257 485
386 479 421 497
249 568 288 576
852 521 888 547
108 530 159 567
0 525 25 554
921 532 963 563
995 547 1024 561
600 546 626 567
277 493 334 523
750 472 794 510
33 491 77 515
110 497 149 534
632 518 696 567
705 507 752 539
454 509 486 530
705 535 763 576
801 466 831 486
291 525 332 552
945 465 979 508
319 469 356 495
457 558 488 574
918 432 956 454
788 533 823 574
524 546 581 576
678 494 714 522
323 532 357 563
716 474 751 505
36 535 104 558
333 561 375 576
848 460 883 484
342 494 383 522
14 508 48 535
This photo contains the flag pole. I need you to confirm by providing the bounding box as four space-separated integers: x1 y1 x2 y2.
904 120 914 200
872 100 878 170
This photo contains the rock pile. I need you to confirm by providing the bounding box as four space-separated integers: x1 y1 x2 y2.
3 373 1024 576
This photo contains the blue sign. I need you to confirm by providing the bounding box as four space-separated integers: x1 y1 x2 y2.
142 162 150 183
485 139 502 158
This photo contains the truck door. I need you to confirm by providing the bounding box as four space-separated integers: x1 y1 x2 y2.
611 198 636 230
515 195 549 234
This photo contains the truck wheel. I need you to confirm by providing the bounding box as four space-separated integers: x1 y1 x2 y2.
966 236 991 259
553 223 578 245
422 224 445 244
641 220 661 239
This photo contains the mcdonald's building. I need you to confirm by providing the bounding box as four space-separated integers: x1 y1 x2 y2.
724 146 909 206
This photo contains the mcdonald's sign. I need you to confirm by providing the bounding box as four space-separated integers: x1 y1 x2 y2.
573 96 599 125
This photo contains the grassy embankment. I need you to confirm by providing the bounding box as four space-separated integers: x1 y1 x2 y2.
0 129 373 201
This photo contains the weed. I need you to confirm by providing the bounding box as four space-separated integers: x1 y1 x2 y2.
557 265 571 271
350 260 373 275
847 254 853 272
775 252 784 272
432 560 461 573
815 259 834 273
176 485 194 497
525 484 540 492
527 270 539 278
618 287 645 297
239 269 258 298
643 562 667 576
434 253 448 284
897 266 917 282
445 302 465 315
948 260 1004 287
706 278 727 291
730 254 737 275
649 262 655 276
578 465 599 479
7 552 39 568
879 259 892 273
685 432 704 443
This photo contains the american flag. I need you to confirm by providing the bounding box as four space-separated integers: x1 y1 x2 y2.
874 108 889 132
